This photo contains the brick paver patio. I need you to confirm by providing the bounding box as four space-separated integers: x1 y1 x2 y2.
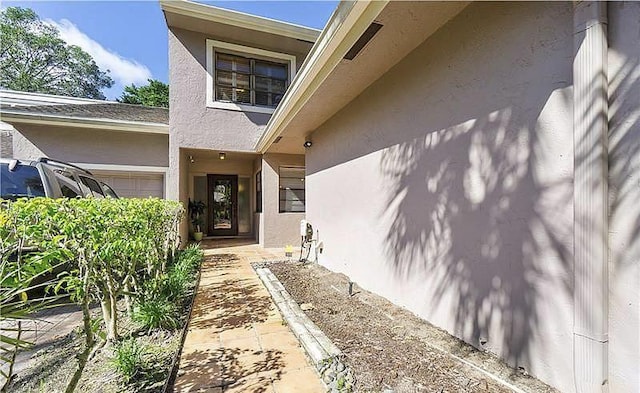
173 239 325 393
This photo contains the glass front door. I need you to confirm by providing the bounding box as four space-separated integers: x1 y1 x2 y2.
207 174 238 236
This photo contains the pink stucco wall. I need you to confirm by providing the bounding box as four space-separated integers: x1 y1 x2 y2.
306 2 576 391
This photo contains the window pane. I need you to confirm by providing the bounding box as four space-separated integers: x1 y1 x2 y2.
255 77 286 93
217 53 250 74
217 70 233 86
238 177 251 234
255 61 287 79
55 172 81 198
79 176 105 198
101 183 119 198
0 164 45 200
236 73 250 89
279 167 305 212
280 167 305 178
236 88 250 103
216 85 233 101
255 91 269 106
216 86 251 104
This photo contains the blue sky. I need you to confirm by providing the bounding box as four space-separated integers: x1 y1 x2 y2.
4 1 338 99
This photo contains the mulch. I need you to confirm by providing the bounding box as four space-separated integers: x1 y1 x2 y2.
269 262 556 393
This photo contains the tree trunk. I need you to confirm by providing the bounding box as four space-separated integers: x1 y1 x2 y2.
65 271 94 393
100 299 116 343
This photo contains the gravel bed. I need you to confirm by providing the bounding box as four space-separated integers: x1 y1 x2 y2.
269 262 557 393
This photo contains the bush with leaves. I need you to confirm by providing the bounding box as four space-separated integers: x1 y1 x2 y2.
132 298 180 332
0 197 184 393
110 338 144 382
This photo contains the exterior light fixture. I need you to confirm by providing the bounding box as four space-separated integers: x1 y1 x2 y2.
219 152 226 160
188 155 194 163
303 141 312 148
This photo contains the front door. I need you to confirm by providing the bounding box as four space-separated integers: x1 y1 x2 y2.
208 174 238 236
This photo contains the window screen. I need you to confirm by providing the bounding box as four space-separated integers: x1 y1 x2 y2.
279 167 305 213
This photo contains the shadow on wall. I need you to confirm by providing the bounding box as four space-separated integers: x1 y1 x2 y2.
374 2 640 374
317 0 582 373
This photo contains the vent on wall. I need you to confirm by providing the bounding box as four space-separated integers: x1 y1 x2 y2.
344 22 383 61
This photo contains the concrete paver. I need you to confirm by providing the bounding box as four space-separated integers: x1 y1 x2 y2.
174 240 324 393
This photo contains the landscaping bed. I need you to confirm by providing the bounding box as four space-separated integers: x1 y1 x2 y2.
7 247 203 393
269 262 556 393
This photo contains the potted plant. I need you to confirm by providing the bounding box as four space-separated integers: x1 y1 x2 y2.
188 199 206 241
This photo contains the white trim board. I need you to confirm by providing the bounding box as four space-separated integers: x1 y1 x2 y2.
205 39 297 115
255 1 389 153
0 112 169 134
160 0 320 43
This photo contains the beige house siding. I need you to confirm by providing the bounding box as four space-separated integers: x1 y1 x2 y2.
261 153 305 248
608 2 640 391
306 2 575 391
9 123 168 167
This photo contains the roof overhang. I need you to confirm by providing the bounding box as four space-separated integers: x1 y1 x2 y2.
256 1 470 154
0 111 169 135
160 0 321 43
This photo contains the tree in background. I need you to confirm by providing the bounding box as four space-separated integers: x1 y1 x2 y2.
0 7 113 99
118 79 169 108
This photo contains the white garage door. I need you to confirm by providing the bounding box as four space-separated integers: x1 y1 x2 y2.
94 171 164 198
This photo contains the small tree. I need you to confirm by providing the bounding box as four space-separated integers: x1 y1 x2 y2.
118 79 169 108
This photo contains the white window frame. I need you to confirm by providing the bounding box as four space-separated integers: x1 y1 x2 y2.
206 39 297 114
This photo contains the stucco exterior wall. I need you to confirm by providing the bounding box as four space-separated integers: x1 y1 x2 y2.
9 123 168 166
168 27 272 153
262 153 304 248
306 2 574 391
608 2 640 391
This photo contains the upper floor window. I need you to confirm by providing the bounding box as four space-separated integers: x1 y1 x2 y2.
206 40 296 114
216 54 287 108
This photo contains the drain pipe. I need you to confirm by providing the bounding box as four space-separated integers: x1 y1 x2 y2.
573 2 609 392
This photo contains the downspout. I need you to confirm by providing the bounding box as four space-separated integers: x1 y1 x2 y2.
573 2 609 392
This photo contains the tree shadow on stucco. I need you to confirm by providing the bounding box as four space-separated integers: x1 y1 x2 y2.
370 2 579 373
379 10 640 379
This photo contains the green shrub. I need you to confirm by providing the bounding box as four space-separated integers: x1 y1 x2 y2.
133 297 180 331
175 244 203 273
111 338 144 382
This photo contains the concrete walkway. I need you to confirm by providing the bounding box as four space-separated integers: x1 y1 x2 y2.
174 240 325 393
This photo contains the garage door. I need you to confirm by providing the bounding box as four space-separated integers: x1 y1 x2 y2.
94 171 164 198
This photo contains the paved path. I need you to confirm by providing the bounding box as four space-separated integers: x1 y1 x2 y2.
174 240 325 393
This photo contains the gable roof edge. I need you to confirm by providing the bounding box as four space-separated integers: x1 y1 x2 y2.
160 0 320 42
1 111 169 135
255 0 389 153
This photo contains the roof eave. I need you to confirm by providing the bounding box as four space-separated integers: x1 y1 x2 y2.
255 0 389 154
160 0 321 42
0 111 169 135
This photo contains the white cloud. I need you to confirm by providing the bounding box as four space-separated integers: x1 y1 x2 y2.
46 19 152 87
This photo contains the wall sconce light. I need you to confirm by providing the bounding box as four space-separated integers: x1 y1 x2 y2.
188 155 194 163
303 141 312 148
219 152 226 160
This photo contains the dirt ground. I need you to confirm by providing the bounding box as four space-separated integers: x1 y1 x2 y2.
269 262 557 393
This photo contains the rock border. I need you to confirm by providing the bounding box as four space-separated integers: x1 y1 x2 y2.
254 265 356 393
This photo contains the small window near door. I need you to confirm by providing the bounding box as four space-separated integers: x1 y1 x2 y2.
256 171 262 213
279 167 305 213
